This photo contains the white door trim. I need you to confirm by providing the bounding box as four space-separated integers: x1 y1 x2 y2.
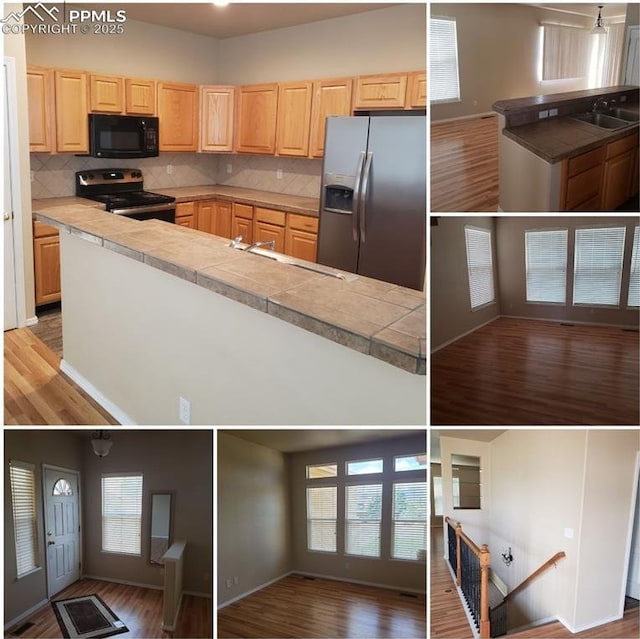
621 451 640 612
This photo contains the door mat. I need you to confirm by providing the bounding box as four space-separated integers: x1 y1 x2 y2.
51 594 129 639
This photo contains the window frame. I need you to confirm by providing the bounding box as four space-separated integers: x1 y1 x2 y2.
627 226 639 309
9 460 40 579
391 481 427 563
464 225 496 311
306 463 338 479
345 482 383 559
306 485 338 554
101 472 144 557
394 453 427 473
430 16 461 104
345 457 384 476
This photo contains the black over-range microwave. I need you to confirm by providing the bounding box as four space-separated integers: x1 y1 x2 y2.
89 114 159 158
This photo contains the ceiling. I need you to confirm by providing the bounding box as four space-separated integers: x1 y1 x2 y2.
66 3 398 39
222 429 424 453
532 3 628 20
430 429 507 463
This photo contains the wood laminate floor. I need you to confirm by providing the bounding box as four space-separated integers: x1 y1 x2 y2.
4 328 118 425
430 115 499 212
5 578 212 638
217 574 426 638
431 318 640 425
29 303 63 357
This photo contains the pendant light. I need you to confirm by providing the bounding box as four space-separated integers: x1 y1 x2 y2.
91 430 113 457
591 5 607 34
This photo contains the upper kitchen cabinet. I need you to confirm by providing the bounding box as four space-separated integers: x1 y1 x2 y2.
353 73 408 110
26 66 55 153
276 82 313 157
200 86 235 152
125 78 157 115
407 72 427 109
157 82 199 152
235 83 278 154
309 78 353 158
54 70 89 153
89 74 124 113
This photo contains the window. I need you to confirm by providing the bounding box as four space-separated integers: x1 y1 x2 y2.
465 226 495 309
346 459 383 475
102 473 143 555
430 17 460 103
573 227 626 306
52 478 73 496
10 461 39 578
395 454 427 472
542 24 590 81
628 226 640 308
392 482 427 561
525 229 568 303
345 484 382 557
306 486 337 552
306 464 337 479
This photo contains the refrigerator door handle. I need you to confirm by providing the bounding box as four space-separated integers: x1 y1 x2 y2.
359 152 373 243
352 151 366 241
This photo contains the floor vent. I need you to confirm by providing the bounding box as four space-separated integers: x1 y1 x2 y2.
400 592 418 598
560 323 575 326
302 576 316 581
10 622 35 637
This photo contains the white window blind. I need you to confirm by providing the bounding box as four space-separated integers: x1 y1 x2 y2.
102 474 143 555
430 17 460 103
306 486 337 552
346 484 382 557
525 229 568 303
465 227 495 309
392 482 427 561
573 227 626 306
10 461 38 578
597 23 625 87
628 226 640 307
542 24 590 80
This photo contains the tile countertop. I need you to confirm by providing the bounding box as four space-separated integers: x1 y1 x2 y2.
32 204 425 375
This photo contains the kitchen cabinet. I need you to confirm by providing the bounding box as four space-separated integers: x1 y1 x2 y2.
157 82 199 152
231 202 254 243
631 147 639 199
561 147 605 211
200 86 235 152
125 78 156 115
254 207 286 252
90 74 124 113
353 73 408 110
26 66 55 153
285 213 318 262
407 72 427 108
33 221 61 305
175 201 195 228
195 200 215 234
309 77 353 158
601 134 637 211
235 83 278 154
54 70 89 153
213 201 232 238
276 82 313 157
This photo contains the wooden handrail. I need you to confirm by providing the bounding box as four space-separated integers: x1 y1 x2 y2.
504 551 566 602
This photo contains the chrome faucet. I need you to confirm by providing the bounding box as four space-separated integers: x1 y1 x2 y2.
228 235 243 248
243 240 276 253
592 97 608 113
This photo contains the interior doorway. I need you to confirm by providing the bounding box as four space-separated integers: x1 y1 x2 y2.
626 452 640 602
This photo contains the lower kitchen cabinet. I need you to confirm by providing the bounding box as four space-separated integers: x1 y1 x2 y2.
231 203 253 243
195 200 215 233
253 207 286 252
601 133 638 211
285 213 318 262
175 201 195 228
33 221 61 305
213 201 232 239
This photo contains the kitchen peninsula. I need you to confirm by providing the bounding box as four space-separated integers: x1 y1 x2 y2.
32 198 426 426
493 86 639 211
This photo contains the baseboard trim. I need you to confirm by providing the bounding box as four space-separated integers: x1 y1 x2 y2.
4 598 49 631
509 615 559 635
431 315 500 353
82 574 163 591
500 314 639 331
60 360 131 425
25 315 39 327
292 571 426 595
556 613 623 634
432 111 496 124
217 571 293 610
490 571 507 598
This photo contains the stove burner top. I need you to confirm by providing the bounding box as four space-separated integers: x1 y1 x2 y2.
89 190 174 210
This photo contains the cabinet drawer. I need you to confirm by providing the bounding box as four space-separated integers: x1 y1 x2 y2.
567 147 605 178
33 220 59 238
565 165 603 210
175 201 195 217
606 132 639 160
233 202 254 219
255 207 285 226
288 213 318 233
569 193 601 212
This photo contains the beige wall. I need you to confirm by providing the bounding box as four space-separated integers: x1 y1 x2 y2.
4 431 84 624
431 4 595 121
216 4 426 85
217 432 291 605
495 216 640 327
289 433 427 592
431 216 500 350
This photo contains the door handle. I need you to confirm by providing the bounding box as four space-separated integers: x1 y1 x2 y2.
352 151 366 242
48 541 55 546
4 212 11 221
359 152 373 243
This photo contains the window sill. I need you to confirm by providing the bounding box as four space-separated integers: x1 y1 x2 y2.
100 550 142 557
15 566 43 581
471 300 496 312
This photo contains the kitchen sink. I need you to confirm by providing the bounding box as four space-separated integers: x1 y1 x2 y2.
570 112 634 129
609 107 640 122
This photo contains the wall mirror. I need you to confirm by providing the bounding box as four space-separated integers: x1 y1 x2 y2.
451 454 481 509
149 492 174 565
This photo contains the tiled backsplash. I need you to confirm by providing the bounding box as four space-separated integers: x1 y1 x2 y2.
30 153 323 200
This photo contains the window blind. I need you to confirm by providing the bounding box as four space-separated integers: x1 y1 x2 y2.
345 484 382 557
102 474 143 555
573 227 626 306
306 486 337 552
10 461 38 578
525 229 568 303
392 482 427 561
430 18 460 103
628 226 640 307
465 227 495 309
542 24 590 80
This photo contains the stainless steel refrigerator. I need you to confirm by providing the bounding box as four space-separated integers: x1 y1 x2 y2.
317 115 426 290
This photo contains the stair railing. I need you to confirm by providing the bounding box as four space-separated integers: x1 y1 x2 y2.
503 551 567 602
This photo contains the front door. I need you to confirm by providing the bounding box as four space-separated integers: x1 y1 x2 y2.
44 467 81 597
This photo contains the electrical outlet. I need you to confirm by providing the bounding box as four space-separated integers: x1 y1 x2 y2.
167 164 173 175
538 110 549 119
226 163 232 174
276 168 283 179
179 396 191 425
564 528 574 539
225 578 232 588
621 95 627 102
549 108 558 117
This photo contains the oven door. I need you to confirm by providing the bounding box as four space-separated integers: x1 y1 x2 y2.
111 203 176 223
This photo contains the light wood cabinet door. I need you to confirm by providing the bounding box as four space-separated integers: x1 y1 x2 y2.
125 78 156 115
158 82 199 152
54 70 89 153
213 201 233 239
231 216 253 244
33 230 61 305
285 227 317 262
254 221 286 252
309 78 353 158
200 86 235 152
601 150 635 211
407 72 426 108
196 200 215 234
176 215 194 228
631 149 639 198
353 73 408 110
235 83 278 154
175 201 195 228
90 74 124 113
26 66 55 152
276 82 313 156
